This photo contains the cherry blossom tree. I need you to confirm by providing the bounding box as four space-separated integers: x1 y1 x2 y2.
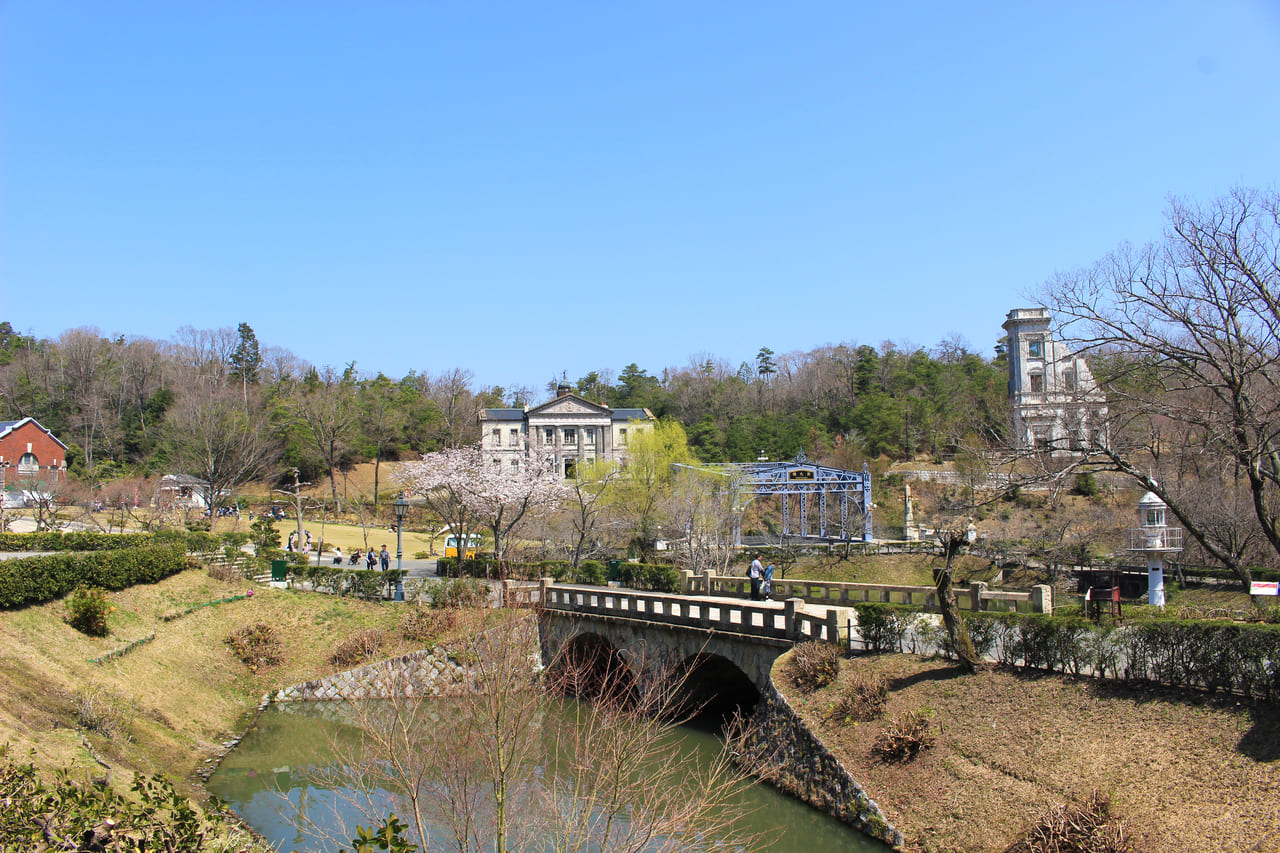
397 444 571 567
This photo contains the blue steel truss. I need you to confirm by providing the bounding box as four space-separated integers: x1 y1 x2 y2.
676 453 873 542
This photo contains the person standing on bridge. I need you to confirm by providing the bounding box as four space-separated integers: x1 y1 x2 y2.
749 556 763 600
763 562 775 600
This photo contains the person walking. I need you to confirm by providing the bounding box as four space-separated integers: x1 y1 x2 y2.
763 562 775 600
749 556 763 600
379 545 391 571
366 547 377 570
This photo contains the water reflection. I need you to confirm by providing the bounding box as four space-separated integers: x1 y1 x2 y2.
209 701 887 852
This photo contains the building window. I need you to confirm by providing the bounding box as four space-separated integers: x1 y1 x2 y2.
618 428 627 446
509 428 520 447
564 428 576 446
1029 372 1044 393
584 427 595 445
491 428 501 446
511 459 520 470
544 428 555 444
17 453 37 476
1028 337 1044 359
1062 369 1076 392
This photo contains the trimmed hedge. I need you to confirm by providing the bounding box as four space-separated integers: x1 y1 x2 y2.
290 565 406 599
615 562 681 593
0 546 190 609
955 612 1280 702
0 530 226 554
436 556 616 587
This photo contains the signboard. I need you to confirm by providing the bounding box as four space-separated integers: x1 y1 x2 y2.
787 469 816 482
1250 581 1280 596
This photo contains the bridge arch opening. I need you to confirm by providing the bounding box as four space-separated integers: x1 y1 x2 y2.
546 633 638 705
672 653 760 731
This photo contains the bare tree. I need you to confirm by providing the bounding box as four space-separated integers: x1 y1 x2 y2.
1043 188 1280 588
292 619 756 852
289 366 360 511
167 382 277 529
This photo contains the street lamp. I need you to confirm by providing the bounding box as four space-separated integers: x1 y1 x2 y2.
393 494 409 601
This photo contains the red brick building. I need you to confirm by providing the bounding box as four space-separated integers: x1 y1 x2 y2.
0 417 68 492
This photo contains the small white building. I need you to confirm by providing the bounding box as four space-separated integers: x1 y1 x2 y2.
479 384 654 477
1003 308 1108 454
157 474 210 510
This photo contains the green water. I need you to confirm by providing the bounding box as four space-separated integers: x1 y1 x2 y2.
209 700 888 852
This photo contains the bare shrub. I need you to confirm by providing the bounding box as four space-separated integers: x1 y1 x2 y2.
331 628 384 668
787 641 841 693
829 671 887 723
224 622 283 671
401 605 455 643
207 560 245 584
72 687 131 741
1003 791 1132 853
872 709 935 763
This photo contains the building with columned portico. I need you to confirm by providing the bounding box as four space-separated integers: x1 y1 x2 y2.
479 384 654 477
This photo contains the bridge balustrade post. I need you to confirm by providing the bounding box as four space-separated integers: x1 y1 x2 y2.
970 581 988 612
681 570 695 595
784 597 802 641
540 577 555 607
825 608 839 643
703 569 716 597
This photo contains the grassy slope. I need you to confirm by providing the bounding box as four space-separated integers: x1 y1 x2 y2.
776 651 1280 852
0 569 491 801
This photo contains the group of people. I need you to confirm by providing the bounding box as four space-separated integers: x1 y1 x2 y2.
335 545 392 570
748 556 775 601
285 529 313 553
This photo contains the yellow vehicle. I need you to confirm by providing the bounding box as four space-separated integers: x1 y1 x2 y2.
444 534 481 559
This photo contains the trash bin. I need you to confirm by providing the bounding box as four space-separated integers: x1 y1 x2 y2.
607 560 621 582
271 560 288 582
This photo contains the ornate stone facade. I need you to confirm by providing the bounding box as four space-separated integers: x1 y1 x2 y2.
479 385 654 477
1003 308 1108 455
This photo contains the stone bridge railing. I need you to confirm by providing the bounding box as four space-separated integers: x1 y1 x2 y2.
682 572 1053 614
540 581 844 644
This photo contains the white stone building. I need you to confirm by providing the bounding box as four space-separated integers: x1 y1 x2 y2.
479 384 655 477
1002 307 1108 454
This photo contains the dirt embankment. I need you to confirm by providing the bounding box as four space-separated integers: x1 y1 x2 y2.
781 654 1280 852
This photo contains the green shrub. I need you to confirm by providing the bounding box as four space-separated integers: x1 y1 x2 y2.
65 586 112 637
616 562 680 593
432 577 489 609
576 560 608 585
788 641 841 692
853 603 908 653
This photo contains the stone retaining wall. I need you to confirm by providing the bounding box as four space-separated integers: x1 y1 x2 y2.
273 647 475 702
740 669 904 849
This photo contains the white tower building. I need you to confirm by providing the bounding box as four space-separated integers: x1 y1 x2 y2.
1003 308 1108 454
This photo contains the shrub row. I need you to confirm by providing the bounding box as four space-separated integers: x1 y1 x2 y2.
962 612 1280 702
435 556 680 592
0 546 190 609
0 530 230 554
89 632 156 664
288 565 406 599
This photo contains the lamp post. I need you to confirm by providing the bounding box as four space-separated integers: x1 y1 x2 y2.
394 495 408 601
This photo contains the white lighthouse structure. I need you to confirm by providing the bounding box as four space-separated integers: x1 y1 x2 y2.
1129 491 1183 608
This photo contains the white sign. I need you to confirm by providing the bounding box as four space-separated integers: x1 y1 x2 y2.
1249 581 1280 596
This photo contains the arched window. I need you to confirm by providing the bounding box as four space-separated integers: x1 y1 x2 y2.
17 453 38 476
1029 372 1044 393
1062 369 1076 392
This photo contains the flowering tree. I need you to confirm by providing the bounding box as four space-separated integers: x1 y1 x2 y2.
397 443 571 566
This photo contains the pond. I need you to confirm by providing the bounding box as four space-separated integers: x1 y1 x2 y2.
209 700 888 852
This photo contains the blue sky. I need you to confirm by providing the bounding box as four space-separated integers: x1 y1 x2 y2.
3 2 1279 400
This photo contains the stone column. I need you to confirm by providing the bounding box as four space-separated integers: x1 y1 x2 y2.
1031 583 1053 614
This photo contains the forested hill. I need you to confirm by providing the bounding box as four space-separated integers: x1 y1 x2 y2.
0 321 1008 481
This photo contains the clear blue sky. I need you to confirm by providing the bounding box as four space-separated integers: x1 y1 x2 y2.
3 2 1279 400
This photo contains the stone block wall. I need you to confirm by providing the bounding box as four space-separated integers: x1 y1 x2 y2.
739 677 904 849
273 647 475 702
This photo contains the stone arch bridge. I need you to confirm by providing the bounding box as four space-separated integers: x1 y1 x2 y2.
537 582 844 718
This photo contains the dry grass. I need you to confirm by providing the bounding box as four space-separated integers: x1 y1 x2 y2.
0 567 496 801
1003 792 1133 853
330 628 384 668
779 651 1280 852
